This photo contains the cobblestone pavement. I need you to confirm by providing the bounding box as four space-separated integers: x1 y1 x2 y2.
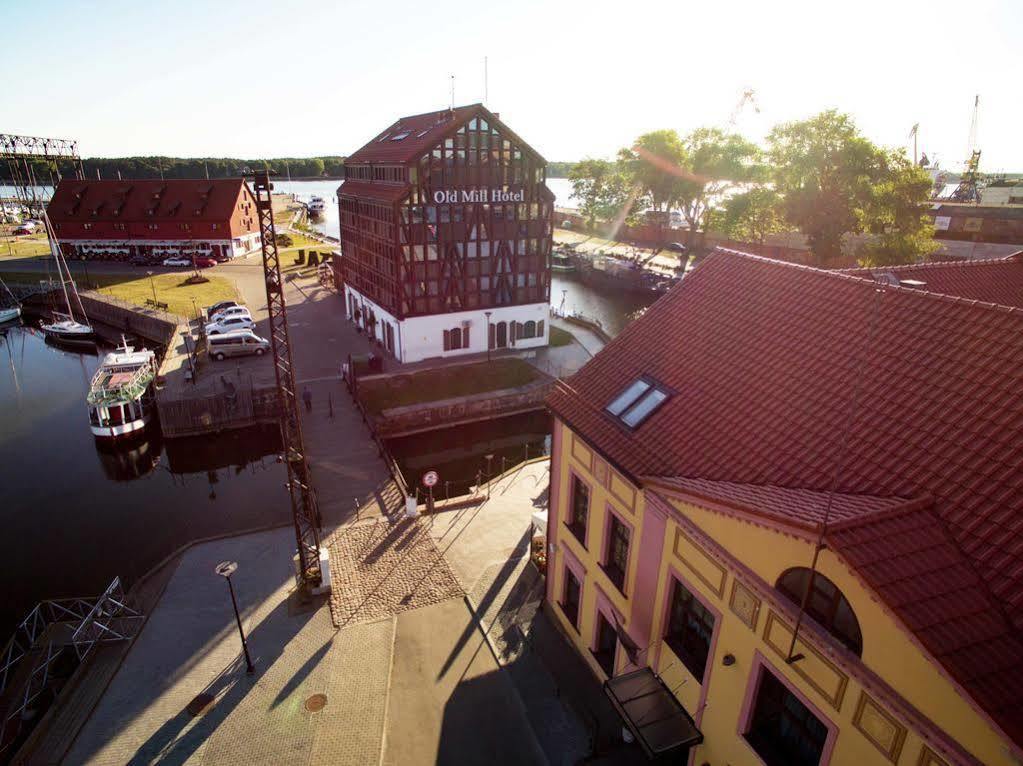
326 517 464 628
64 528 394 766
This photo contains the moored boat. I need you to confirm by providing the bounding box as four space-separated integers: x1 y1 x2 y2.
40 312 93 342
308 196 327 216
0 277 21 323
38 212 95 341
87 338 157 439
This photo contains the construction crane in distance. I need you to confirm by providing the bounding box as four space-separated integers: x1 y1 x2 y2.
949 94 982 203
727 88 760 129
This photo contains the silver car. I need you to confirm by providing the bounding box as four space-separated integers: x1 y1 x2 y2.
207 331 270 360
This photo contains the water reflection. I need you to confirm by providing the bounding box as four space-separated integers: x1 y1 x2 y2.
387 411 551 499
93 429 162 482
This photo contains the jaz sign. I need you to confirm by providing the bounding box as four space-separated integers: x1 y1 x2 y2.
432 188 525 204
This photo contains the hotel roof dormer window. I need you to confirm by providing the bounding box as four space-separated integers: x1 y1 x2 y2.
390 131 411 141
606 377 670 428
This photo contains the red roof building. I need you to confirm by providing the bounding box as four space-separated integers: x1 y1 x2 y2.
46 178 261 264
544 248 1023 765
337 104 553 363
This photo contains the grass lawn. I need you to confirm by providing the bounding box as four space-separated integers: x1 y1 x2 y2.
358 358 540 414
280 230 323 250
549 325 574 347
0 269 239 318
0 234 51 260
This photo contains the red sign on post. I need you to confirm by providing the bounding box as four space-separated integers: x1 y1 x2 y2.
422 470 439 488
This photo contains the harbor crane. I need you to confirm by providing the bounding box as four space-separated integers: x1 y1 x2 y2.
727 88 760 128
949 94 982 203
250 171 325 591
0 133 83 213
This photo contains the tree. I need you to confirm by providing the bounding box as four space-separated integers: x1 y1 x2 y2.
618 130 687 213
859 150 938 266
569 158 615 228
767 110 880 267
717 187 785 244
676 127 763 245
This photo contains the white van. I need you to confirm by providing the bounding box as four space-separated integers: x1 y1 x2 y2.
207 331 270 360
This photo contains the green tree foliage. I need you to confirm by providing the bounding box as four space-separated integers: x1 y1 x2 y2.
568 158 637 228
717 187 786 244
768 110 882 267
617 129 687 212
768 110 935 267
547 161 576 178
676 127 763 237
4 156 347 184
858 150 938 266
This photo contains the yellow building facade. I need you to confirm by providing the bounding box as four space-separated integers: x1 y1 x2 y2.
545 419 1020 766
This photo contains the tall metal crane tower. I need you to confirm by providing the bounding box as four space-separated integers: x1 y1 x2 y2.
0 133 83 212
949 95 982 203
251 171 325 589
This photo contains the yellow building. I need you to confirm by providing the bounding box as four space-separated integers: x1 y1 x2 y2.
545 251 1023 766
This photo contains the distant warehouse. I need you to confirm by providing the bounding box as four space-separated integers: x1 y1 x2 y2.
46 179 262 264
337 103 554 363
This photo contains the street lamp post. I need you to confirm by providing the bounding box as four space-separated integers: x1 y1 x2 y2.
80 256 91 290
484 453 494 499
146 271 157 304
215 561 255 674
484 311 492 363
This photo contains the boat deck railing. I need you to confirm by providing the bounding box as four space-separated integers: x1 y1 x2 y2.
87 362 154 405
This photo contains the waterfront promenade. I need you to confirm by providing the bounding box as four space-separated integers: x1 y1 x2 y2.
60 464 561 766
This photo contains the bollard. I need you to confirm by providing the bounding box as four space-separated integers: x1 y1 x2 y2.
328 392 334 419
445 481 450 501
525 443 529 461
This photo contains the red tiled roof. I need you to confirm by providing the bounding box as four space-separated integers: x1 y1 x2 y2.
47 178 248 224
336 180 411 203
548 248 1023 746
644 477 916 529
344 104 482 165
842 254 1023 309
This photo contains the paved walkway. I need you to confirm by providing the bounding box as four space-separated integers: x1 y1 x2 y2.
61 465 587 766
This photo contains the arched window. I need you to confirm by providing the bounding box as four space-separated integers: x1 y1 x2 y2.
776 568 862 656
524 320 536 338
449 326 462 350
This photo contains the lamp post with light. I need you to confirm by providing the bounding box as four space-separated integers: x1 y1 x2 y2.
215 561 255 674
484 311 492 363
146 271 157 305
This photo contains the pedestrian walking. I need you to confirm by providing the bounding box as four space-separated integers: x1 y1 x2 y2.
302 386 312 412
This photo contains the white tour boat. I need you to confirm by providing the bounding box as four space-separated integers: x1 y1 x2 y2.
308 196 327 215
87 338 157 439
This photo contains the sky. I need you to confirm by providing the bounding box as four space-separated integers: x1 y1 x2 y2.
2 0 1021 172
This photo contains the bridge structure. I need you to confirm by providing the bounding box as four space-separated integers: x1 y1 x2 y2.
0 133 84 212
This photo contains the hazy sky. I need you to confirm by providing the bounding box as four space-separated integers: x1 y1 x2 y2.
2 0 1020 172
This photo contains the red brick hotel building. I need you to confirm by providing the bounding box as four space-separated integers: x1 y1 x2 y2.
337 104 554 363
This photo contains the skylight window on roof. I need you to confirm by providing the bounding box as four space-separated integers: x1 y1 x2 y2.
606 378 670 428
391 131 411 141
417 129 431 138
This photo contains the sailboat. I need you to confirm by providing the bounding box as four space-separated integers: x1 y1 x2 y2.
0 277 20 324
38 213 94 342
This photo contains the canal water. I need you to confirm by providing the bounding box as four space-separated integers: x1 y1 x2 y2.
0 325 289 638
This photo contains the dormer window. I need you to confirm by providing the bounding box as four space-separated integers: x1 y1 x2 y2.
390 131 411 141
606 378 670 428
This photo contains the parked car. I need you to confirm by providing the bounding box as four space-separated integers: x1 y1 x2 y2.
209 306 252 323
205 300 239 320
162 257 191 267
12 225 33 236
130 255 152 266
205 315 255 335
213 252 231 263
195 257 217 268
207 331 270 360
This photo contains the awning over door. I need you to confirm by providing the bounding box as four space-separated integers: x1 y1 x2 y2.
603 668 703 760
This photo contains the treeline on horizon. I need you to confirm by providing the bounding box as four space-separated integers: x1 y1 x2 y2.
3 156 578 184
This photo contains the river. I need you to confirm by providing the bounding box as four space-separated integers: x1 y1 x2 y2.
0 324 290 637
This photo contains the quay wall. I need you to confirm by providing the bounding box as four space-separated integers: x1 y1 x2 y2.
371 379 554 438
156 386 280 438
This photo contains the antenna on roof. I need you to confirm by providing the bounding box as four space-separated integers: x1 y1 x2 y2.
484 56 488 104
205 160 210 181
450 74 455 109
784 286 885 666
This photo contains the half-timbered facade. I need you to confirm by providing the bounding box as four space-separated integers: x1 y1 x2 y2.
338 104 553 363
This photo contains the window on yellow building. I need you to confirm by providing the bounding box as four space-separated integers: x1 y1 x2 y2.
603 515 630 593
561 567 582 630
593 612 617 676
777 568 862 656
568 476 589 546
666 578 715 682
745 668 829 766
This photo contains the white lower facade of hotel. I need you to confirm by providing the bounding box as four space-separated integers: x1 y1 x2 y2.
57 233 261 259
343 284 549 364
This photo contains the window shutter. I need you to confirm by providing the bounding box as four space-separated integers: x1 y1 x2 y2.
443 329 450 351
462 326 469 348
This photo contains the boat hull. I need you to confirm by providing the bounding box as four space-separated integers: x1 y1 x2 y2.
91 412 153 439
0 307 20 323
42 327 96 343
